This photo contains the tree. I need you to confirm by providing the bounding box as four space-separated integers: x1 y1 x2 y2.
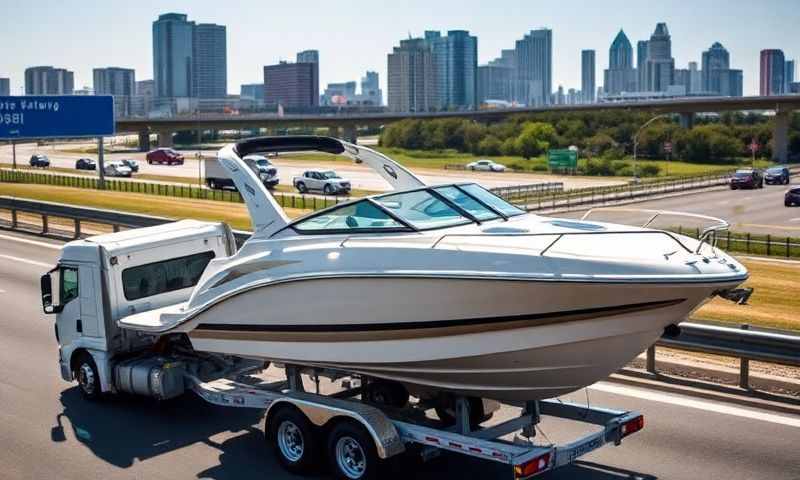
514 122 555 160
478 135 502 156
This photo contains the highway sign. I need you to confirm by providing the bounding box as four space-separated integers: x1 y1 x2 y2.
663 142 673 153
0 95 114 140
548 149 578 170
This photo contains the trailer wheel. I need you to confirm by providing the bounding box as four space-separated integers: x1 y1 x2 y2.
74 352 101 401
327 421 381 480
267 406 319 474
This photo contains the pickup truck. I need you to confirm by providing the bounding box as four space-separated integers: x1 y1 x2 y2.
292 170 351 195
205 154 279 190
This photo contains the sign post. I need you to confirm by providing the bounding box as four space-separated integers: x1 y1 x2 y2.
749 139 759 169
97 137 105 189
11 140 16 169
663 141 672 176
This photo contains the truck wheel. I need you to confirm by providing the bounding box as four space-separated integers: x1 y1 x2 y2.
324 184 334 195
296 182 307 193
267 406 320 474
207 179 217 190
327 421 381 480
74 352 102 401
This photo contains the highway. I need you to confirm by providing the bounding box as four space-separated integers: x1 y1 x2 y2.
1 229 799 480
0 142 625 193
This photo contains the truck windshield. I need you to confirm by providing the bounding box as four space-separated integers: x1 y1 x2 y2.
322 171 340 179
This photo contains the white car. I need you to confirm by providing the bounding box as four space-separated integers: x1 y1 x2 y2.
104 161 133 177
293 170 351 195
466 159 506 172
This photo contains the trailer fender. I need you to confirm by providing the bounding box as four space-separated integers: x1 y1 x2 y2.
265 395 405 459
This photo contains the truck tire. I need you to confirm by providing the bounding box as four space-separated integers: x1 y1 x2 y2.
74 352 102 401
207 179 218 190
296 182 307 193
327 421 381 480
267 406 320 474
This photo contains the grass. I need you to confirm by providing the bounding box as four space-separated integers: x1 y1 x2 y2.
0 183 311 231
694 258 800 331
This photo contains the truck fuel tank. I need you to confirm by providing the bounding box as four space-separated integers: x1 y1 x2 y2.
114 357 186 400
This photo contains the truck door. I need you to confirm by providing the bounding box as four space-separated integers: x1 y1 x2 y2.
55 265 82 349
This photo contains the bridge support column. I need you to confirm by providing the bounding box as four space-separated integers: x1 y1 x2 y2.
342 125 357 144
679 112 695 129
327 126 340 138
156 130 174 148
773 111 789 163
138 131 151 152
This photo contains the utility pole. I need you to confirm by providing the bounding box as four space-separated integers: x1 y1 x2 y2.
633 113 671 182
97 137 106 189
11 140 16 169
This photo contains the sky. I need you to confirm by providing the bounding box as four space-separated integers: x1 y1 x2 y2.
1 0 798 98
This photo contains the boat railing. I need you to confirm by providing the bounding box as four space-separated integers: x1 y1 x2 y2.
580 207 730 255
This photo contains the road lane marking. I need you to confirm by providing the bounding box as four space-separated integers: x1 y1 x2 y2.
592 382 800 428
0 254 52 268
790 218 800 223
0 233 62 250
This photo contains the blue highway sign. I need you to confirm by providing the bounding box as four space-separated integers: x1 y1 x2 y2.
0 95 115 140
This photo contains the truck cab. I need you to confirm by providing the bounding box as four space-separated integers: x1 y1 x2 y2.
40 220 237 398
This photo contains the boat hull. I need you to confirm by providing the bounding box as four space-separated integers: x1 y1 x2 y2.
182 276 739 401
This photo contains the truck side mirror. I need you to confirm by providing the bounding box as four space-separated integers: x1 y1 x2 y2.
41 270 63 314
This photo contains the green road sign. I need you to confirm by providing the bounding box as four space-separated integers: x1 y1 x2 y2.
548 149 578 170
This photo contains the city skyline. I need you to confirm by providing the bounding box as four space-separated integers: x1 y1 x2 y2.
0 1 799 98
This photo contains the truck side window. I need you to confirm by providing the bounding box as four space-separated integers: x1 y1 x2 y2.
60 267 79 304
122 251 215 301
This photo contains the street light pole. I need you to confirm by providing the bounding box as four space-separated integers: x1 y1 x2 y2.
633 113 671 181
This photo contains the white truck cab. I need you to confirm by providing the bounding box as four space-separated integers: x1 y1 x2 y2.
40 220 236 398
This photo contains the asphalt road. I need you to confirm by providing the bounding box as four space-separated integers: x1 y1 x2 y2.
1 229 799 480
559 179 800 236
0 142 624 192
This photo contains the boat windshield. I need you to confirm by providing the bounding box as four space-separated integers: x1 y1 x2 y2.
290 183 524 234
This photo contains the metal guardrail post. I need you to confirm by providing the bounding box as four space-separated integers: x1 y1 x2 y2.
739 324 750 390
73 219 81 239
11 208 18 228
41 214 48 234
646 345 656 374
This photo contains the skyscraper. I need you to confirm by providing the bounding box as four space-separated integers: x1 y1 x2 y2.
513 29 552 106
359 71 382 105
636 40 648 91
153 13 195 98
643 23 675 92
688 62 702 93
581 49 596 103
295 50 320 107
760 49 786 96
424 30 478 110
785 60 796 92
93 67 136 116
603 30 636 94
193 23 227 98
24 66 74 95
477 63 513 104
263 61 319 109
0 78 9 96
387 37 436 112
701 42 729 93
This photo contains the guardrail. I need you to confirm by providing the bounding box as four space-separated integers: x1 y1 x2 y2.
490 182 564 202
1 196 799 395
649 322 800 389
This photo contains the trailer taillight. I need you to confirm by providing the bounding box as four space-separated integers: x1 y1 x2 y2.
514 452 551 479
621 415 644 438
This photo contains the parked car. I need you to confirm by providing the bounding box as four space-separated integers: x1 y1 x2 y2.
75 158 96 170
786 187 800 207
730 169 764 189
764 166 790 185
146 148 184 165
120 159 140 173
293 170 351 195
29 154 50 168
466 159 507 172
104 161 133 177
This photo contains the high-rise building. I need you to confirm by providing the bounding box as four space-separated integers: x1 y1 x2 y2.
581 49 596 103
477 62 514 104
296 50 319 64
193 23 227 98
131 79 155 116
358 71 382 105
513 28 552 106
153 13 195 98
673 68 690 92
604 30 636 94
701 42 730 94
93 67 136 117
387 37 436 112
0 78 9 96
240 83 265 102
636 40 648 91
153 13 228 99
760 49 786 96
424 30 478 110
643 23 675 92
24 66 74 95
688 62 702 93
785 60 796 92
321 81 357 105
263 61 319 109
720 70 743 97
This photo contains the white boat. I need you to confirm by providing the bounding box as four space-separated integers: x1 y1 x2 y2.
120 136 749 402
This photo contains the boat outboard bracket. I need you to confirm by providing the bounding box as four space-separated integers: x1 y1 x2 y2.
717 287 754 305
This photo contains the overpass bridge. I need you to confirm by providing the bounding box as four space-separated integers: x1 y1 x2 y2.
119 95 800 161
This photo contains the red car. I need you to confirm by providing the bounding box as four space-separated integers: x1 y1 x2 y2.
146 148 184 165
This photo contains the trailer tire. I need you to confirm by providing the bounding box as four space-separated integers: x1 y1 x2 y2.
267 406 320 475
74 352 102 401
327 421 381 480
